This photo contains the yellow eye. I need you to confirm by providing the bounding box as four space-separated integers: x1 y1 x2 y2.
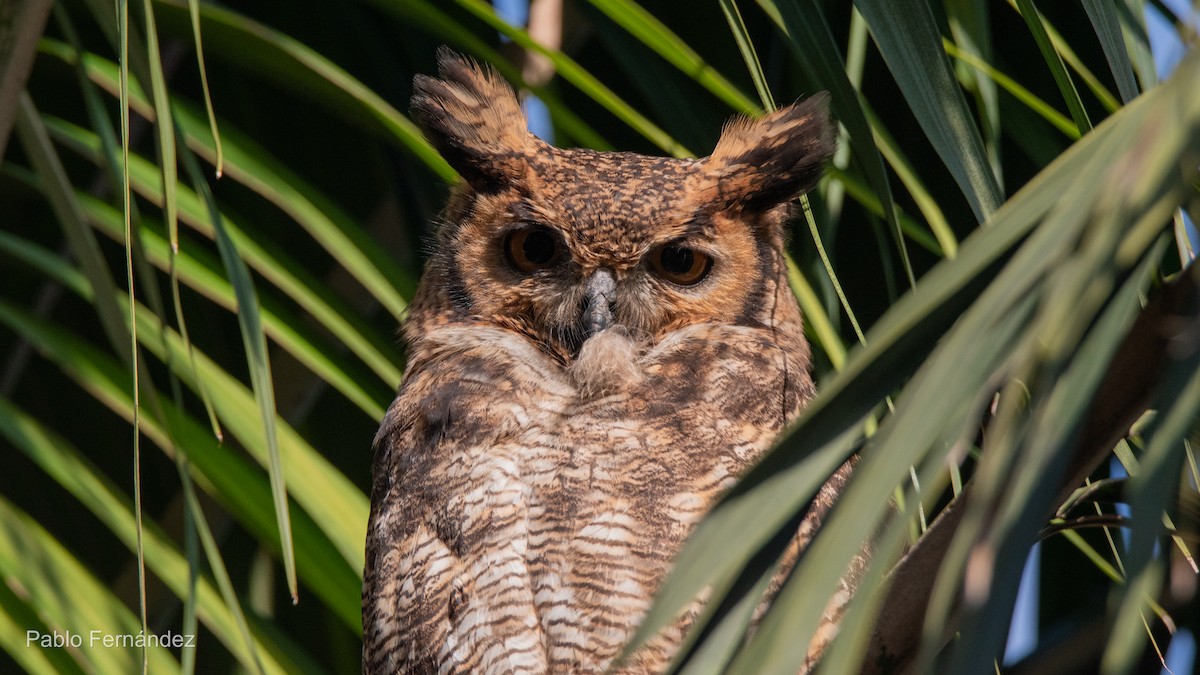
650 244 712 286
504 227 564 274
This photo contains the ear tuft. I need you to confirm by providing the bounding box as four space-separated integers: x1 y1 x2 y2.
411 48 532 189
705 93 836 212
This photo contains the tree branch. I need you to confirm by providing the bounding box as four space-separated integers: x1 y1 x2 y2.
0 0 52 160
861 262 1200 674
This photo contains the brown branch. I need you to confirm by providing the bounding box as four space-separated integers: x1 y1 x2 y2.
0 0 52 160
860 263 1200 674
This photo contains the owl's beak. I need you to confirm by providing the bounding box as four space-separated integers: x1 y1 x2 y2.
582 269 617 337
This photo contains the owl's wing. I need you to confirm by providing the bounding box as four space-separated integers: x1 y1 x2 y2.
362 360 550 675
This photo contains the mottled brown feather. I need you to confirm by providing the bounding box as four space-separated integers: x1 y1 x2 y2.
411 48 535 189
364 50 852 675
705 93 836 212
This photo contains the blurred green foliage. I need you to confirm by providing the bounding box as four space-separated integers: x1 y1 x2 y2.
0 0 1197 673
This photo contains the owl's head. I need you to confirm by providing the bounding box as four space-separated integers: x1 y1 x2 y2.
408 49 834 388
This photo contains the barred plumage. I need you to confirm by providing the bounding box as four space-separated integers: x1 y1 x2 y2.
363 49 846 674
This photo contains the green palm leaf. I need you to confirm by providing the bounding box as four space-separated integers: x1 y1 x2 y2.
3 1 1196 672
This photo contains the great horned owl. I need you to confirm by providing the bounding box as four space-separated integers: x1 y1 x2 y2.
363 49 845 674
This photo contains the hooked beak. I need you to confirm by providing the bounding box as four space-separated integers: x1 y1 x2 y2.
582 269 617 337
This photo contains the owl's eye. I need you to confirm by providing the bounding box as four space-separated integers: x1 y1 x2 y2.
504 226 564 274
650 244 712 286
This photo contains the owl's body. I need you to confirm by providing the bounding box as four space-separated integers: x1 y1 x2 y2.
364 51 842 674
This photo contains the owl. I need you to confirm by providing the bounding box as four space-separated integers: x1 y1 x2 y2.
363 49 849 674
